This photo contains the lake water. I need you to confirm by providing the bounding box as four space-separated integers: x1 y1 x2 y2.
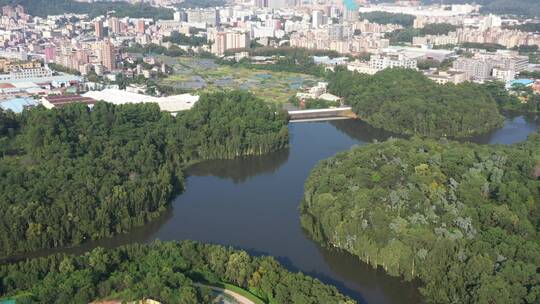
6 114 539 304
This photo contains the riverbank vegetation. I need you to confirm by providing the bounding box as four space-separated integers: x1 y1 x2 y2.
289 96 341 109
301 134 540 303
0 241 353 303
327 68 504 138
0 90 289 258
483 81 540 113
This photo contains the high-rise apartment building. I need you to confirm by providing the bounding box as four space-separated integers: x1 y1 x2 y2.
255 0 269 8
209 30 250 56
94 20 104 39
267 0 287 8
100 40 116 71
312 10 325 29
187 8 220 27
109 17 120 34
137 19 146 34
44 46 56 63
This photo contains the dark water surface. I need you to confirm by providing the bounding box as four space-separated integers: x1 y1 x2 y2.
6 115 539 304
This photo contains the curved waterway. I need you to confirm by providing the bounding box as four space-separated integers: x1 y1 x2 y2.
6 114 540 304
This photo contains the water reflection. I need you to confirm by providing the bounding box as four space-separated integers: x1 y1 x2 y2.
188 148 290 184
332 114 539 146
330 119 404 143
314 245 423 304
1 207 174 264
3 116 538 304
468 113 539 145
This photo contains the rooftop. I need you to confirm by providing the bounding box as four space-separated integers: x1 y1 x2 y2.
82 89 199 113
0 73 82 84
44 94 96 107
0 97 38 113
509 79 535 86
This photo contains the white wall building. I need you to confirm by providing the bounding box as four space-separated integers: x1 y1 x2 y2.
369 53 418 71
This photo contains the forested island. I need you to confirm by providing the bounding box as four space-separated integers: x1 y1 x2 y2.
301 134 540 303
0 90 289 258
327 68 504 138
0 241 353 303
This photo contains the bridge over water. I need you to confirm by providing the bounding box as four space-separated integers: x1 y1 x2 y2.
288 107 356 123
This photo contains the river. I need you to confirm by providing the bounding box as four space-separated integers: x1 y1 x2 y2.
6 114 539 304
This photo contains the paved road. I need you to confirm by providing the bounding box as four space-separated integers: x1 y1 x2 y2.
194 283 255 304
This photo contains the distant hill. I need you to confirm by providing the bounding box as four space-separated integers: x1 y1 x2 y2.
420 0 540 18
0 0 174 19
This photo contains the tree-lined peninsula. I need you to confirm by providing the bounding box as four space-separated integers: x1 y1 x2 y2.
301 134 540 303
0 90 289 258
0 241 354 303
327 68 504 138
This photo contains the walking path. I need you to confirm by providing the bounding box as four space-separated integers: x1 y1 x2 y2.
194 283 256 304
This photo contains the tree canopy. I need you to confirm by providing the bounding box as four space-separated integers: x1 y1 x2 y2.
0 241 354 303
175 0 226 9
327 68 504 138
0 0 174 19
301 133 540 303
359 11 416 27
421 0 540 18
482 81 540 113
0 90 288 258
385 23 458 44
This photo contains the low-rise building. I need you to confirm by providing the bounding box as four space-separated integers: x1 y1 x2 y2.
0 96 38 113
82 88 199 115
41 94 96 109
347 60 379 75
453 51 529 82
369 53 418 70
427 70 469 84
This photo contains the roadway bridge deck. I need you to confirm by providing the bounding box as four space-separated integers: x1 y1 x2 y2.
288 107 355 122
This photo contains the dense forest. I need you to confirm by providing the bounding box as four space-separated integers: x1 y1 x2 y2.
420 0 540 18
0 241 353 303
123 43 189 57
0 91 289 258
301 134 540 303
505 23 540 33
289 96 341 109
163 32 207 47
175 0 227 9
223 48 329 77
483 81 540 113
327 68 504 138
0 0 174 19
385 23 458 44
359 11 416 27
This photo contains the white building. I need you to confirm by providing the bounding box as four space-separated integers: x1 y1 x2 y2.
453 51 529 82
187 8 220 27
0 67 53 81
347 60 379 75
312 10 325 29
83 89 199 115
369 53 418 71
